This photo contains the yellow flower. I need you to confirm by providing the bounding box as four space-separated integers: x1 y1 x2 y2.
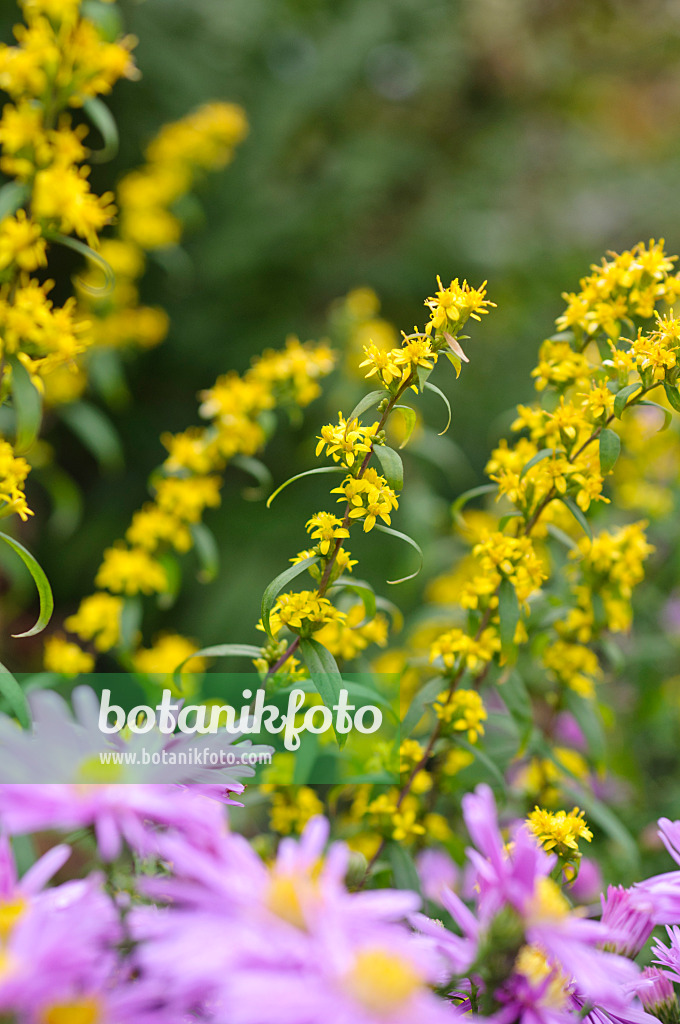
305 511 350 556
32 164 115 246
434 688 487 743
43 635 94 675
153 475 221 523
265 590 346 638
133 634 206 688
126 504 192 554
65 593 123 652
315 414 377 468
95 544 168 596
527 806 593 858
0 211 46 271
359 342 401 388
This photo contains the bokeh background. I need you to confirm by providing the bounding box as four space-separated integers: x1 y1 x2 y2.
2 0 680 865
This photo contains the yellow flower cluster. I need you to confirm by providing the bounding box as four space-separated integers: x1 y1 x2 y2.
423 275 495 341
564 521 655 636
515 748 590 807
315 603 389 661
45 338 335 673
118 102 248 250
316 415 378 468
266 590 346 639
542 640 602 700
265 785 325 836
469 532 547 606
44 102 250 407
429 626 500 675
0 439 32 520
526 806 593 859
434 688 487 743
556 240 680 340
331 468 399 533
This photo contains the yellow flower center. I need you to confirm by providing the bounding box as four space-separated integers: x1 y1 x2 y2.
345 948 422 1015
0 896 26 941
42 997 101 1024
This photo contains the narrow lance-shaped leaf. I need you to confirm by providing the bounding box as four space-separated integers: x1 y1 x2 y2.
394 405 416 449
613 382 643 419
374 524 423 584
266 466 344 508
519 448 564 480
452 484 497 529
298 636 346 746
190 522 219 583
664 381 680 413
58 401 123 471
0 532 53 638
0 182 29 220
261 556 319 640
498 576 520 656
598 427 621 474
83 97 119 162
327 577 376 623
46 233 115 296
348 390 387 422
8 356 42 454
172 643 262 691
423 381 452 435
373 445 403 491
637 400 672 432
231 455 273 501
560 497 592 541
0 660 31 729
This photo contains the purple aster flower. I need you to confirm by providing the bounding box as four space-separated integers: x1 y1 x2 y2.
636 966 679 1020
0 781 231 860
600 886 655 958
567 857 603 905
635 818 680 923
416 848 459 904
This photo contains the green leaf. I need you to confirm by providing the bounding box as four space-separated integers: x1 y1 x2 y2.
58 402 123 471
172 642 262 690
83 97 119 163
519 447 563 480
416 364 433 390
88 349 130 410
498 576 520 656
0 533 53 638
46 233 115 296
0 660 31 729
190 522 219 583
598 427 621 474
423 381 452 435
373 445 403 491
560 497 592 541
261 556 319 639
456 735 507 789
546 523 581 553
8 356 42 454
298 636 346 745
374 524 423 584
613 382 643 419
563 689 606 766
637 400 672 432
119 596 142 652
387 842 422 893
327 577 376 623
375 595 404 632
496 670 532 751
0 182 29 221
266 466 344 508
664 382 680 413
231 455 273 501
401 677 445 736
452 484 497 528
348 390 386 422
394 405 416 449
498 511 522 530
